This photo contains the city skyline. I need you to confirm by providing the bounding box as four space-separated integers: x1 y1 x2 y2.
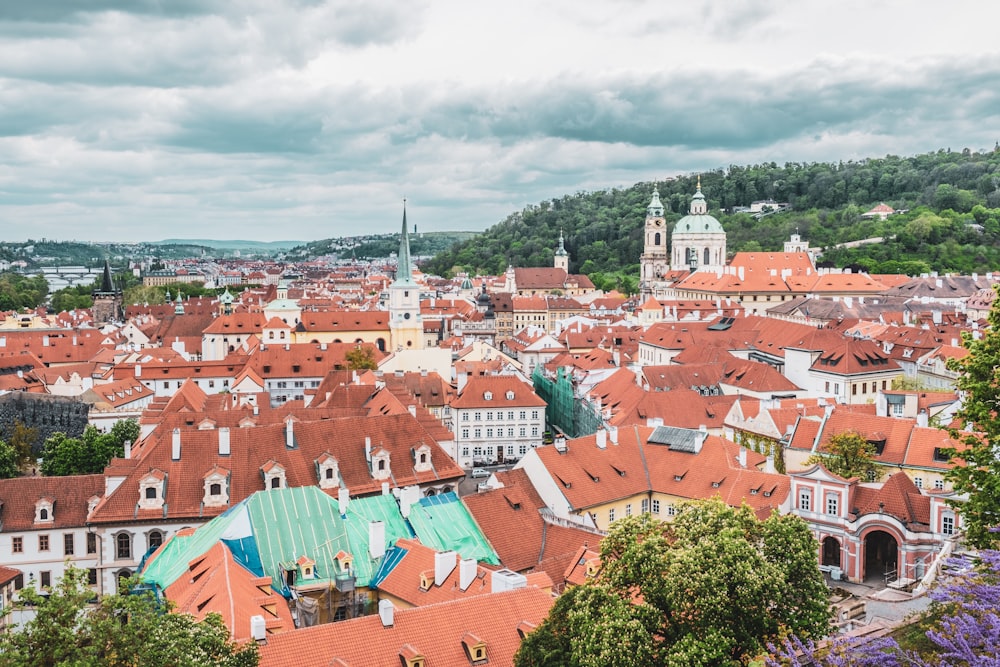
2 0 998 243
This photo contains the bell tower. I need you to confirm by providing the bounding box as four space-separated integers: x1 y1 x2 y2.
639 187 670 299
388 200 424 350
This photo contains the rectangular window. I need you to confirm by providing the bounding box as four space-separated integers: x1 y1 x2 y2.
852 384 858 395
12 536 22 554
641 499 649 513
461 429 469 439
625 504 632 517
826 494 838 516
519 445 527 455
88 569 98 586
486 411 492 421
87 533 97 554
531 410 539 419
942 514 955 535
652 499 660 514
474 429 481 438
64 534 74 556
461 447 469 457
891 403 904 416
507 411 515 420
40 571 51 588
934 479 944 490
914 477 923 488
519 411 526 420
473 446 483 457
474 412 481 421
486 428 493 438
39 534 50 552
462 413 469 422
519 427 526 437
799 490 811 512
825 381 830 392
608 508 615 522
666 504 676 516
507 428 514 437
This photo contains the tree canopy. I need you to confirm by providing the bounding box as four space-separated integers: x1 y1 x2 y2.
806 431 881 481
515 499 831 667
40 420 140 477
0 566 259 667
943 286 1000 548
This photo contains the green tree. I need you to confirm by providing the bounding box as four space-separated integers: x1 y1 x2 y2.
943 286 1000 547
344 345 378 370
0 566 259 666
806 431 880 481
40 422 134 476
0 440 20 479
3 420 38 464
515 500 830 667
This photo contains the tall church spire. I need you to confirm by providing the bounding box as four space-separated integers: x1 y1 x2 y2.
394 199 414 286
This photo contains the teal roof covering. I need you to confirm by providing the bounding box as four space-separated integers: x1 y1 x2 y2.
407 492 499 565
141 487 414 595
674 212 724 234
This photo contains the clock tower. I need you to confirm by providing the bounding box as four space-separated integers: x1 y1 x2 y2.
639 187 670 299
388 200 425 351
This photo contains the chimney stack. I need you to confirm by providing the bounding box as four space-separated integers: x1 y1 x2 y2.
595 429 607 449
218 427 230 456
378 599 394 628
369 521 386 559
459 558 477 590
285 420 295 449
171 428 181 461
338 486 350 516
435 551 458 586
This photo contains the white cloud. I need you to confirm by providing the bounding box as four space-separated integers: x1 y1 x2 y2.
0 0 998 242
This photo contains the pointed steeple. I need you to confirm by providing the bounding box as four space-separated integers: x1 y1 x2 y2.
647 187 664 217
393 199 415 286
555 230 568 257
99 259 114 293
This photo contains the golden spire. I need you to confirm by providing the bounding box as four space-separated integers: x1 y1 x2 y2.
697 174 702 191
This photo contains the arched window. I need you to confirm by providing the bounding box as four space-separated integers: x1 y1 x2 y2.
270 477 281 489
378 460 386 471
654 232 661 246
145 487 157 500
325 468 334 480
116 533 132 560
39 508 48 520
210 483 222 496
148 531 164 551
704 247 710 266
377 338 387 352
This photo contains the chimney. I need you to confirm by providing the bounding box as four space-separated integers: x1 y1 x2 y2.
285 420 295 448
434 550 458 586
917 409 929 428
124 440 132 460
338 486 350 516
171 428 181 461
253 404 259 416
321 342 327 351
365 437 372 461
382 481 390 495
647 417 664 428
250 615 266 643
608 426 618 444
408 405 417 418
378 599 394 628
738 446 747 468
491 568 527 592
218 427 230 456
764 452 776 474
443 556 472 593
369 521 386 559
134 364 141 378
554 435 567 453
596 429 607 449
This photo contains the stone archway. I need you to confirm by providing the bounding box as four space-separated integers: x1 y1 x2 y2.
863 530 898 582
822 536 841 567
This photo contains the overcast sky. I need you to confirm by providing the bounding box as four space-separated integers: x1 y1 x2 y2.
2 0 998 244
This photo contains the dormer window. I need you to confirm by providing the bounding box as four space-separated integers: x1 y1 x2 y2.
35 498 54 523
506 390 514 400
317 453 340 490
484 391 493 400
371 448 391 481
262 461 286 490
399 645 425 667
203 467 230 507
138 470 166 510
461 632 488 665
412 444 432 473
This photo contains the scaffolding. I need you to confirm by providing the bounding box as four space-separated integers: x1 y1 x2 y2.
532 366 603 438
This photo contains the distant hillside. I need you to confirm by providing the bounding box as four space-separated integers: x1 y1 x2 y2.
154 239 304 251
287 231 478 261
422 147 1000 280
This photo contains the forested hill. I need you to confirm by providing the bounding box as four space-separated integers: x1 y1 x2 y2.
422 147 1000 282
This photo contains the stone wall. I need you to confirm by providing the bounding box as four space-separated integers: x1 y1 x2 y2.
0 392 89 454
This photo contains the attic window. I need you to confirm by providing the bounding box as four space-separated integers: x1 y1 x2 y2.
933 447 950 463
674 472 686 482
506 390 515 400
484 391 493 400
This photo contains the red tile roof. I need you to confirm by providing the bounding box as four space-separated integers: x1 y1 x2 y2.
258 586 554 667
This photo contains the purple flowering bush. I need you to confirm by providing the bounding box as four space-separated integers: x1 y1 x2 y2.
766 550 1000 666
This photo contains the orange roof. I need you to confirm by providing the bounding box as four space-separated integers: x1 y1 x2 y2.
258 586 553 667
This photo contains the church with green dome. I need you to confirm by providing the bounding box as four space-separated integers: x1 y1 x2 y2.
670 176 726 272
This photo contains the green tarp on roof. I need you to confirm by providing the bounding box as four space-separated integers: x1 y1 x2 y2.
406 492 499 565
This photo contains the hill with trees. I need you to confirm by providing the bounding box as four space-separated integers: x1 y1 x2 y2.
422 147 1000 285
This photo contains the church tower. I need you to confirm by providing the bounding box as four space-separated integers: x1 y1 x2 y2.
388 201 424 351
639 187 670 299
554 231 569 273
91 259 123 324
671 176 726 272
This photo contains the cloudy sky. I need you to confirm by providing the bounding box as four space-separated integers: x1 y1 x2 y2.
2 0 998 243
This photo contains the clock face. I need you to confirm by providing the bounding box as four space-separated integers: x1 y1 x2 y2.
655 219 663 227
